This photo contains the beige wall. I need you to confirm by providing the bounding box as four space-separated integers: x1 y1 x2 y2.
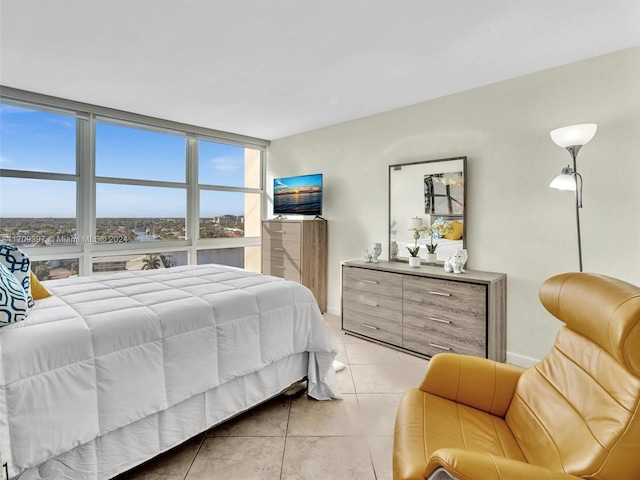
267 47 640 366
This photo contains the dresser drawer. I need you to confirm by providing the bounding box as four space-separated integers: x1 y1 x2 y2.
403 325 485 358
343 308 402 345
402 300 486 357
262 222 301 240
262 254 301 282
403 300 484 331
403 276 486 317
342 287 402 322
263 238 301 260
343 267 402 297
403 300 485 354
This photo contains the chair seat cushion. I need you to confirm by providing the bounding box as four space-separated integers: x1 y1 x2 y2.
394 389 526 480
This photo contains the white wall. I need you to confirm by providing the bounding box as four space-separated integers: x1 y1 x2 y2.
267 47 640 366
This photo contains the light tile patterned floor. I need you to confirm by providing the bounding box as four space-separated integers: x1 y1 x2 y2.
115 313 430 480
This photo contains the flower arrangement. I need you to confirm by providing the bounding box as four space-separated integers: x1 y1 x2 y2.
407 224 428 257
407 217 453 257
425 217 454 253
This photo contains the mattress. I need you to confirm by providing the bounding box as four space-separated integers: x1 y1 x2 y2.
0 264 339 479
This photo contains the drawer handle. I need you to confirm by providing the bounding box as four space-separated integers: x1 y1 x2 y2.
273 247 285 251
429 291 451 297
274 230 286 234
362 301 379 307
429 317 451 324
362 280 379 285
429 342 452 351
362 323 379 330
272 265 284 269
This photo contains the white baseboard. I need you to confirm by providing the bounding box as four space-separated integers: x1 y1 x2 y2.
325 305 341 317
507 351 540 368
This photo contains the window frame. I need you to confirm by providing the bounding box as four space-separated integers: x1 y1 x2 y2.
0 87 268 276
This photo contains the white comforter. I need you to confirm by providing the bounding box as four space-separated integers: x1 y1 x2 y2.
0 265 338 478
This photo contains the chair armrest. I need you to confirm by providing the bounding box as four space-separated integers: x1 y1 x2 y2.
419 353 524 417
426 448 583 480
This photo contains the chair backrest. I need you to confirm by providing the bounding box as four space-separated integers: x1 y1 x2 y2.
506 272 640 480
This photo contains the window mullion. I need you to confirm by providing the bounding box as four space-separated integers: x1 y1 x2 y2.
95 177 187 189
77 114 95 276
186 135 199 265
0 169 77 182
198 184 262 194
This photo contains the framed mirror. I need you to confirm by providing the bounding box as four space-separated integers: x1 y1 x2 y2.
389 156 466 263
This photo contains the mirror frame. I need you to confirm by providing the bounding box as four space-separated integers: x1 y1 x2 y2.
388 156 467 263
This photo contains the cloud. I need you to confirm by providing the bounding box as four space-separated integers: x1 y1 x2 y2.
0 155 54 172
46 117 75 129
0 120 26 134
207 156 241 172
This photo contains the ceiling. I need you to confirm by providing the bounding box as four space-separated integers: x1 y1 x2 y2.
1 1 639 141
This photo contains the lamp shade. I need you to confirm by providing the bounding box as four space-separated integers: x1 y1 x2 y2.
550 124 597 148
549 167 577 191
409 217 423 229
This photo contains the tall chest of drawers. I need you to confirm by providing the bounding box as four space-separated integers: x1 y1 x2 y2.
262 219 328 312
341 260 506 361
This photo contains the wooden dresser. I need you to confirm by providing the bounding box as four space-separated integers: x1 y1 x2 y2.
262 219 328 312
341 260 506 361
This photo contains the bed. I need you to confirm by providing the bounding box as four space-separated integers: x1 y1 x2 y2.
0 264 339 480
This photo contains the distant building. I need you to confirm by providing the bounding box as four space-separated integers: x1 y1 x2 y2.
213 215 242 226
92 254 167 273
92 257 128 273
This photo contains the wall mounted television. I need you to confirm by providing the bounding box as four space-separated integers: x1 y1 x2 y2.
273 173 323 216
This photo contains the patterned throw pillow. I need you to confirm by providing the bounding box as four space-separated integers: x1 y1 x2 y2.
0 244 34 307
0 262 29 326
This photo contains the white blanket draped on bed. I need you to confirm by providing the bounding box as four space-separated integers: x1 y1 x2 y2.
0 264 339 479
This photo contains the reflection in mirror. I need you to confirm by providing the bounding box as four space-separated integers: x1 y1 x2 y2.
389 157 466 263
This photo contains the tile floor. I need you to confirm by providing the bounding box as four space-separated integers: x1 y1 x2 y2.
115 313 430 480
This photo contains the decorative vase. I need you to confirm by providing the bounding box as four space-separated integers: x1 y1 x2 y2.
426 253 437 265
408 256 421 268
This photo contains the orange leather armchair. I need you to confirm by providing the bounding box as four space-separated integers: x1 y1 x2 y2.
393 272 640 480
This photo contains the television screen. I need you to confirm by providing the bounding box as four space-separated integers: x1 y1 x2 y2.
273 173 323 215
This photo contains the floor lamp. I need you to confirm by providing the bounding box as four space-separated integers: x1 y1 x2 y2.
549 123 597 272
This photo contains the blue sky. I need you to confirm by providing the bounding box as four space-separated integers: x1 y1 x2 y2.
0 104 250 217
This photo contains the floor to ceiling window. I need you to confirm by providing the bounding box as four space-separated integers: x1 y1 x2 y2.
0 88 267 279
197 139 263 271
